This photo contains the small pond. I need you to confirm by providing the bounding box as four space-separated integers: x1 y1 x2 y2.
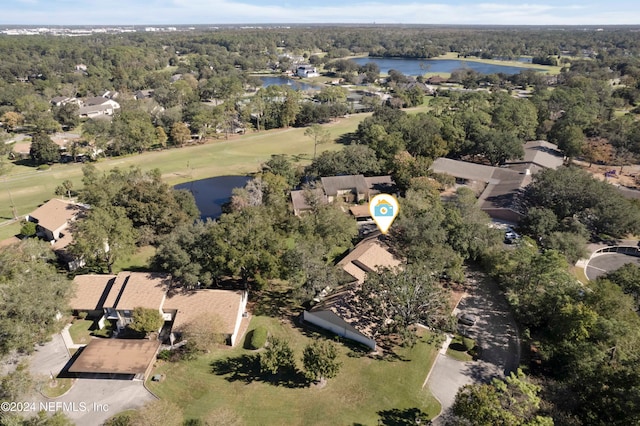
258 76 322 90
175 175 251 220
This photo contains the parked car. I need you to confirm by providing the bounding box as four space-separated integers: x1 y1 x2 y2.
504 228 520 244
458 313 476 326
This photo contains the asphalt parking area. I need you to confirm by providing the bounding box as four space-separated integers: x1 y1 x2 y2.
585 253 640 280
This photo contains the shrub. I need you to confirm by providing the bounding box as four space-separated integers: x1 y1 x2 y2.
157 350 171 361
78 311 88 320
462 336 475 352
37 164 50 171
250 326 268 349
19 221 37 237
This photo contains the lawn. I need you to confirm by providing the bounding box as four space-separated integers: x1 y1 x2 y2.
39 378 75 398
446 334 474 362
112 245 156 273
0 115 368 223
68 319 93 345
147 316 441 425
435 52 563 75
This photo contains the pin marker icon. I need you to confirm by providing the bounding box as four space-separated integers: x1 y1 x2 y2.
369 194 400 234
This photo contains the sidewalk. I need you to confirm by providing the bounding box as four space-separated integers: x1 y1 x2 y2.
60 324 85 350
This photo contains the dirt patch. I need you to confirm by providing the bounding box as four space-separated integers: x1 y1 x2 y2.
579 163 640 189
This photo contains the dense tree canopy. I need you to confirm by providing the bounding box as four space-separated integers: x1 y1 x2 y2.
523 166 640 238
0 240 71 355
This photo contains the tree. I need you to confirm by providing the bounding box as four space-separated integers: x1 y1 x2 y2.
54 179 74 199
452 369 553 426
0 362 33 402
170 121 191 147
302 340 341 384
304 123 332 160
0 111 24 132
30 132 60 164
133 400 183 426
550 123 584 159
359 263 451 338
155 126 168 148
79 166 198 239
305 145 381 177
260 336 295 376
0 239 71 355
53 103 79 129
129 307 164 336
70 206 136 273
111 109 157 154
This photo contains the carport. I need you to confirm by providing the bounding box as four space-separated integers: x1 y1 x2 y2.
68 339 160 380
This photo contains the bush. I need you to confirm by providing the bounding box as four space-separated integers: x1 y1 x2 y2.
19 221 37 237
37 164 50 171
250 326 268 349
462 336 475 352
78 311 88 320
157 350 171 361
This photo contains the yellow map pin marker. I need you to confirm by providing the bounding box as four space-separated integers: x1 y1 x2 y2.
369 194 400 234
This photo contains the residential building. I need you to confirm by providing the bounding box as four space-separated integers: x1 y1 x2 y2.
291 175 397 216
25 198 84 244
69 272 249 346
430 140 564 223
303 236 402 350
296 65 319 78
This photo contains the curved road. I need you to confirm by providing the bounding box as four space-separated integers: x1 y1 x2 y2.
427 272 520 423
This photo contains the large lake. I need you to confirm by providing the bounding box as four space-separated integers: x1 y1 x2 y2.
258 76 321 90
350 57 543 76
175 175 250 220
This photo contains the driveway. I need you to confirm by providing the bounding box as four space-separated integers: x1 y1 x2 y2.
32 379 156 426
27 332 156 425
428 272 520 423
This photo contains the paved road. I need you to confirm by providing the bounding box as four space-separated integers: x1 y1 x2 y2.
27 331 156 425
428 273 520 424
586 252 640 280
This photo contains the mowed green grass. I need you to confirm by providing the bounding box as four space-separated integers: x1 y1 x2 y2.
148 316 441 425
0 115 368 223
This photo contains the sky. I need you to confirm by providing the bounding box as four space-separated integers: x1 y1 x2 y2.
2 0 640 26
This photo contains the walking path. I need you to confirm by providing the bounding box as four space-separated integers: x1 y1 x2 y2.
60 324 85 350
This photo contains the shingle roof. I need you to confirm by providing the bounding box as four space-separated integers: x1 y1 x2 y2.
164 289 245 335
105 272 169 311
321 175 369 197
69 274 116 311
431 158 498 183
515 140 564 170
290 188 326 213
364 175 396 195
83 96 110 106
338 237 401 284
309 284 377 339
28 199 83 234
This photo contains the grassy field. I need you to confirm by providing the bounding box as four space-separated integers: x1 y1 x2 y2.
148 316 441 425
0 115 368 227
435 52 563 75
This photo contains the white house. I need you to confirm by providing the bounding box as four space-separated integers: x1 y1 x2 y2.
296 65 319 78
